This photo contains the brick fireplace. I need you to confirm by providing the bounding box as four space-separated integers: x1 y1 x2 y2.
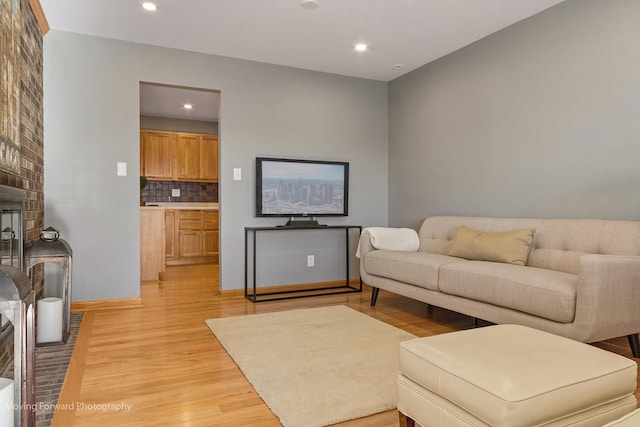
0 0 47 377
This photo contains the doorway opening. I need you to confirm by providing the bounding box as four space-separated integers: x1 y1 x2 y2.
139 82 221 295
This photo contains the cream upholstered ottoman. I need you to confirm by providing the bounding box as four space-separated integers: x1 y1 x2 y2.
398 325 638 427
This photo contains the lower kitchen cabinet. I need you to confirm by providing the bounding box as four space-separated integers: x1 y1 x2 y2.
165 210 177 260
166 209 219 265
179 231 202 257
203 230 219 256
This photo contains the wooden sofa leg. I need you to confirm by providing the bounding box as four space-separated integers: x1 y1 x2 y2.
370 287 380 306
628 334 639 358
399 412 415 427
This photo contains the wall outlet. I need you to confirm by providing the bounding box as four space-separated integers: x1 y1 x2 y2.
307 255 315 267
171 188 180 197
233 168 242 181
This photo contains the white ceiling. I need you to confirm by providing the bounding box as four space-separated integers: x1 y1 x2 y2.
41 0 566 121
139 83 220 122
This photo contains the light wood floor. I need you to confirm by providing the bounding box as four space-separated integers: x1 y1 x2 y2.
52 264 639 426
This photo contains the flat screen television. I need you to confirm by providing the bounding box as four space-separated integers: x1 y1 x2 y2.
256 157 349 221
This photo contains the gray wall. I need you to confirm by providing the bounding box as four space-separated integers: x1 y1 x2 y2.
140 115 218 135
44 31 388 301
388 0 640 229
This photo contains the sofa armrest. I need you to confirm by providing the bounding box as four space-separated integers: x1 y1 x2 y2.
357 230 376 259
356 227 420 258
575 254 640 341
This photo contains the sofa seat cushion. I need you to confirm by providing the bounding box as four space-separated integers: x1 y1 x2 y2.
439 261 577 322
363 250 463 291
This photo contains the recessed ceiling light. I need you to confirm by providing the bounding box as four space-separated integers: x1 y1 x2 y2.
393 64 405 70
142 2 157 11
300 0 319 10
355 44 368 52
183 104 193 110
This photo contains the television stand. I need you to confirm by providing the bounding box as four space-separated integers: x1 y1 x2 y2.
281 217 325 227
244 225 362 302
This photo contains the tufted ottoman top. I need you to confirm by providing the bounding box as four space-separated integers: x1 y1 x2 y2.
602 409 640 426
399 324 637 426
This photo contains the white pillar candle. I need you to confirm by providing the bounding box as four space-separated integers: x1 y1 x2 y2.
0 378 13 427
37 297 63 343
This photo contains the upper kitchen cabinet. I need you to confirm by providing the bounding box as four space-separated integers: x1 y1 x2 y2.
200 135 219 181
141 131 218 182
141 131 175 179
175 133 201 180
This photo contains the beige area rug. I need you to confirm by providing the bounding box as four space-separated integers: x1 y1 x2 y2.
205 305 416 427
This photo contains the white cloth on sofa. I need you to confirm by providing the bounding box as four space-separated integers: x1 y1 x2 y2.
356 227 419 258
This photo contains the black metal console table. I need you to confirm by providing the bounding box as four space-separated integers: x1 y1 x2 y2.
244 225 362 302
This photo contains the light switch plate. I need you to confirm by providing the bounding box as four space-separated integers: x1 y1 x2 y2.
117 162 127 176
233 168 242 181
171 189 180 197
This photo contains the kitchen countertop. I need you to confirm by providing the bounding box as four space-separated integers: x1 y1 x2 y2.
141 202 219 210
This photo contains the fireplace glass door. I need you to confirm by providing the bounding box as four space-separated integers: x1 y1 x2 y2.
1 210 23 269
0 185 25 270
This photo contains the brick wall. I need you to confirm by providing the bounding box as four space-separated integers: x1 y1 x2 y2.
0 0 45 376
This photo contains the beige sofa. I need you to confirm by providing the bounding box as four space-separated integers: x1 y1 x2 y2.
358 216 640 357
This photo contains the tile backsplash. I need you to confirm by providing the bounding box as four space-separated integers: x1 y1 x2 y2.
142 181 218 203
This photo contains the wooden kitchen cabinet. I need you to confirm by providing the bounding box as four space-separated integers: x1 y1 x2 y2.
179 231 202 257
175 133 201 180
178 210 202 258
167 209 218 265
141 131 175 179
200 135 219 181
165 210 177 260
178 210 202 230
176 133 219 181
140 208 166 280
203 231 219 256
141 130 218 182
203 211 219 256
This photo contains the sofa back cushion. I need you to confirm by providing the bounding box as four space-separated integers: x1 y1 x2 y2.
419 217 640 274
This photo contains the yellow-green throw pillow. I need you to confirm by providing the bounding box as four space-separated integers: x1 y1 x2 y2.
448 226 535 266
